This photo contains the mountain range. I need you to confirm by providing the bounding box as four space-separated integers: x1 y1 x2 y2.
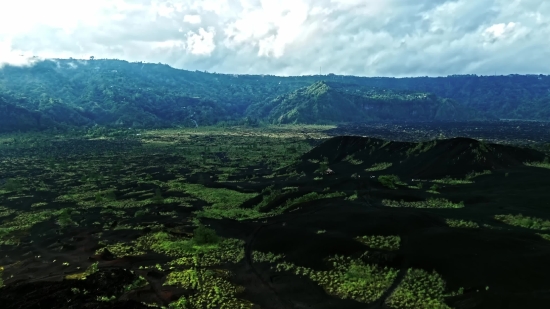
0 58 549 132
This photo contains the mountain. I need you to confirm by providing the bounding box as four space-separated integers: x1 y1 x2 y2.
246 81 488 124
289 135 547 179
0 96 60 132
0 58 549 132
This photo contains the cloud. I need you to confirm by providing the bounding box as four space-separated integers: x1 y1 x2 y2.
183 14 202 24
0 0 549 76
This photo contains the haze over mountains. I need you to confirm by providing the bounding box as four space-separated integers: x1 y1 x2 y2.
0 58 549 132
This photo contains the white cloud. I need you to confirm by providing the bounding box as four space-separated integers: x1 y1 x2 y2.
183 14 202 24
185 27 216 55
0 0 549 75
483 22 520 41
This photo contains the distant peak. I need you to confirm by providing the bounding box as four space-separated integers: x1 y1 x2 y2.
304 81 332 94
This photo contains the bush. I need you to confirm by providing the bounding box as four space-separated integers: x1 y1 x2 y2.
3 178 22 192
378 175 400 189
192 225 220 245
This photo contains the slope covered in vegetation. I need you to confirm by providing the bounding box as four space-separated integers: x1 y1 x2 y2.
0 58 549 133
246 81 487 124
1 126 550 308
293 135 547 179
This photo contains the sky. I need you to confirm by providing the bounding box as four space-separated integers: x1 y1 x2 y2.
0 0 548 77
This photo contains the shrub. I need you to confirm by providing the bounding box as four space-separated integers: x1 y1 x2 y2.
193 225 220 245
378 175 401 189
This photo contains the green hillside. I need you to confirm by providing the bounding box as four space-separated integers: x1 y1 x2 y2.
288 135 547 179
0 97 60 132
0 58 549 132
246 81 487 124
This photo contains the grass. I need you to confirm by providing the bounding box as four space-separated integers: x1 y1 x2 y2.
385 268 451 309
465 170 492 180
445 219 479 228
524 161 550 169
164 268 253 309
275 255 399 304
176 183 259 220
252 251 285 263
65 262 99 280
365 162 393 172
356 235 401 251
378 175 405 189
343 155 363 165
1 125 549 308
382 198 465 209
432 175 474 185
494 214 550 230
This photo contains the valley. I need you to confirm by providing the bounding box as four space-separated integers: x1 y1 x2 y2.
1 122 549 308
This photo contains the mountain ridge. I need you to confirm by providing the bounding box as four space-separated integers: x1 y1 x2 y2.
0 58 549 132
246 81 488 124
292 135 548 179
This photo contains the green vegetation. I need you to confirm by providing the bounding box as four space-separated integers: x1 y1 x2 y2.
446 219 479 228
2 60 550 134
524 158 550 169
433 175 474 185
465 170 492 180
494 214 550 230
124 275 148 291
1 124 549 308
406 141 438 156
177 183 259 220
385 268 451 309
365 162 393 172
65 262 99 280
356 235 401 251
382 198 465 209
252 251 285 263
2 178 23 193
164 268 253 308
343 155 363 165
275 255 399 304
378 175 404 189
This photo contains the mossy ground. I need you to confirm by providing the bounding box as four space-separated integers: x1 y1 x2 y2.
1 123 550 308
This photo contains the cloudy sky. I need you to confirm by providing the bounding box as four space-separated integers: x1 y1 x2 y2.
0 0 548 76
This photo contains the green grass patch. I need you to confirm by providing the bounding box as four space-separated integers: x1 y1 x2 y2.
165 268 253 309
432 175 474 185
382 198 464 209
252 251 285 263
356 235 401 251
343 155 363 165
465 170 492 180
494 214 550 230
124 275 148 292
275 255 399 304
524 160 550 169
365 162 393 172
446 219 479 228
378 175 405 189
445 219 479 229
385 268 451 309
177 183 258 220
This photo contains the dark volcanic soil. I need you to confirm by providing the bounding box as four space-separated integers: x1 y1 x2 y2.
1 125 550 309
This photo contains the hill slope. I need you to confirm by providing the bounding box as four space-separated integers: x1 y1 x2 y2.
246 81 488 124
0 97 59 132
293 135 547 179
0 58 549 132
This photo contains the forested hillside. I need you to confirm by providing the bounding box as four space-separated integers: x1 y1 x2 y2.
246 81 487 124
0 58 548 132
